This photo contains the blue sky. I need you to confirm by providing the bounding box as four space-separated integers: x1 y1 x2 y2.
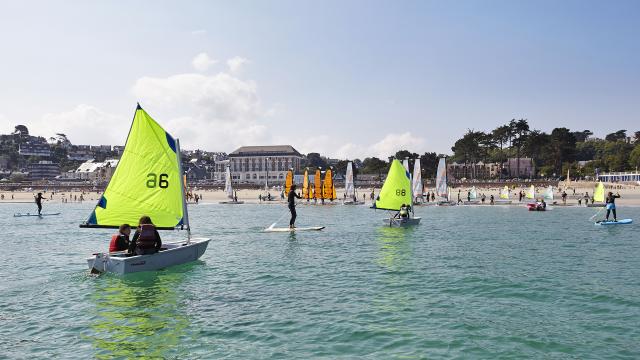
0 0 638 158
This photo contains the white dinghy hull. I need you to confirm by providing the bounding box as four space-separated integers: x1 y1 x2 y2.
87 238 210 275
382 217 422 227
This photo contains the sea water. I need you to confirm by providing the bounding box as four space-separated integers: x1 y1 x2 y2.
1 202 639 359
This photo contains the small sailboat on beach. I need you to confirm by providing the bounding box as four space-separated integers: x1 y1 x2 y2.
343 161 363 205
544 185 554 201
435 157 453 205
588 181 606 207
81 104 210 274
220 165 244 204
412 159 424 204
302 168 311 201
525 185 535 200
372 159 421 227
323 168 337 203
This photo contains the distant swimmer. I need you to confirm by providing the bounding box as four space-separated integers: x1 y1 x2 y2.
35 192 44 215
288 184 302 229
605 191 621 222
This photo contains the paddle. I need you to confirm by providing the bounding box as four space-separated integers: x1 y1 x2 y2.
589 206 605 223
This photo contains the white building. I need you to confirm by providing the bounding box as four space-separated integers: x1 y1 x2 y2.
227 145 302 185
62 159 119 181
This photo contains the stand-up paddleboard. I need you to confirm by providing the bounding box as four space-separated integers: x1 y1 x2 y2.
13 212 61 217
264 224 325 232
595 219 632 226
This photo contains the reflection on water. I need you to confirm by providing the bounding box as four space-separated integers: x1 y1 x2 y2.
87 268 192 359
372 227 416 323
376 226 413 271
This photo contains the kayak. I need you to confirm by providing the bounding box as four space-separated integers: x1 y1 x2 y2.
264 226 325 232
595 219 633 226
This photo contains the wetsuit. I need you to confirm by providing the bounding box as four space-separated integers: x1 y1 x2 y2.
605 194 621 221
35 194 43 215
288 189 302 227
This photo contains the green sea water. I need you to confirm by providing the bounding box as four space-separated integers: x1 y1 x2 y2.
1 202 639 359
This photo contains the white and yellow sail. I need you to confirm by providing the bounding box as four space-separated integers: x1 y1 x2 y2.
500 186 509 199
593 181 605 202
526 185 535 199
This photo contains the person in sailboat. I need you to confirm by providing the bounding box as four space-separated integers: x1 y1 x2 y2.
397 204 410 219
128 216 162 255
109 224 131 253
604 192 621 222
34 192 44 215
288 184 302 228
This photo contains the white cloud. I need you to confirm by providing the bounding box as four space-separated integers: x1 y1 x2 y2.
226 56 249 73
36 105 129 145
369 132 426 159
192 53 217 72
132 68 272 151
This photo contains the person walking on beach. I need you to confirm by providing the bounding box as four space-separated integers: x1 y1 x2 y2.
34 192 44 215
490 194 494 205
561 190 567 205
467 191 471 202
288 184 302 229
605 191 621 222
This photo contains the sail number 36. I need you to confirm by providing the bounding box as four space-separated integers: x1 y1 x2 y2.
395 189 406 196
146 173 169 188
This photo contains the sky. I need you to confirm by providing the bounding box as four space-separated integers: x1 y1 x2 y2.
0 0 638 159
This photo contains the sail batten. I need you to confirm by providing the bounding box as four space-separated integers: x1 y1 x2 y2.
81 106 184 229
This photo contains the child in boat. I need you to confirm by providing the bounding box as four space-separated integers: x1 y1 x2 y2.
399 204 409 218
129 216 162 255
605 192 621 222
109 224 131 253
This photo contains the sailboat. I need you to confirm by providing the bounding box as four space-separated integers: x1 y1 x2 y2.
372 159 421 226
314 168 323 203
544 185 554 201
302 168 311 201
412 159 424 204
220 165 243 204
470 186 477 199
343 161 362 205
323 168 336 203
284 168 294 196
435 157 452 205
588 181 606 207
81 104 210 274
526 185 535 200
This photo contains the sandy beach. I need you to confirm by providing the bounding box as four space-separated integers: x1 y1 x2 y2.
2 181 639 206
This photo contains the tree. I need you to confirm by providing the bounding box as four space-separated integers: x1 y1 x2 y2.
492 125 511 177
634 131 640 143
572 130 593 142
605 130 627 142
512 119 530 177
549 128 577 175
629 144 640 169
420 152 439 179
603 141 633 171
13 125 29 136
523 130 550 173
361 157 388 177
305 153 327 169
451 130 488 178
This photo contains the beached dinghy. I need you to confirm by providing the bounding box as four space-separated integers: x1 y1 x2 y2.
343 161 364 205
219 165 244 204
81 104 210 275
372 159 421 227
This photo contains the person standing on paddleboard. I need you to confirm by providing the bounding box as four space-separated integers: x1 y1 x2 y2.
288 184 302 229
605 191 621 222
34 192 44 215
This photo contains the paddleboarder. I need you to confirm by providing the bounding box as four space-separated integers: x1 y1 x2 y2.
605 191 621 222
34 192 44 215
288 184 302 229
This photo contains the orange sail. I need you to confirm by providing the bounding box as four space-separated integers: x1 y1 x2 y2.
302 168 310 199
314 169 322 199
284 169 294 195
323 168 335 200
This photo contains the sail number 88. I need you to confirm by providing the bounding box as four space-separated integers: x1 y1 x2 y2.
147 173 169 188
395 189 406 196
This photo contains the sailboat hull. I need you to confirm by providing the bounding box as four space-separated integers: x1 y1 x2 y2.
382 217 421 227
87 238 210 275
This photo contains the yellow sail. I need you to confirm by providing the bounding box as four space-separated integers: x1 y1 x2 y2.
82 105 185 229
500 185 509 199
284 169 294 195
302 169 310 199
314 169 322 199
593 181 605 202
526 185 535 199
323 169 335 200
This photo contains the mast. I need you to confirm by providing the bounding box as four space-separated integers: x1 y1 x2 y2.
176 139 191 241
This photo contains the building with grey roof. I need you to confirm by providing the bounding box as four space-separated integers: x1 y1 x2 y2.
227 145 302 185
